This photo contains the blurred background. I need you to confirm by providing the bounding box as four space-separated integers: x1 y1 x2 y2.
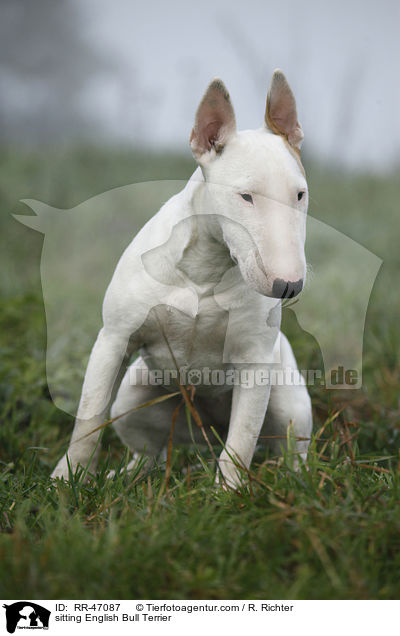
1 0 399 456
1 0 399 169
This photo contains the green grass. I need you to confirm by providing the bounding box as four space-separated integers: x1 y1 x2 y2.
0 145 400 599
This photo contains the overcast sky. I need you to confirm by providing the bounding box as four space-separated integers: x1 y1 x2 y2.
3 0 400 171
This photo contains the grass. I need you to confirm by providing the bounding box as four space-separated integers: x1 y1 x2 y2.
0 145 400 599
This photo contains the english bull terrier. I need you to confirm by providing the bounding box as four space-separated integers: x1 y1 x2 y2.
51 70 312 487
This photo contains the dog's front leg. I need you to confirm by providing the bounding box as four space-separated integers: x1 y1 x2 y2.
218 380 271 488
51 327 131 481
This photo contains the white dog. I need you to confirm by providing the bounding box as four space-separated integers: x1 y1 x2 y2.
51 70 312 487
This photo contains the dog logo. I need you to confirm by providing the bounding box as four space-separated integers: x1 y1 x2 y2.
15 191 381 412
2 602 50 633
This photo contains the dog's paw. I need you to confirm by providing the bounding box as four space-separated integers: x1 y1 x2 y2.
216 452 245 491
50 454 87 482
291 452 309 472
106 455 152 480
50 455 72 481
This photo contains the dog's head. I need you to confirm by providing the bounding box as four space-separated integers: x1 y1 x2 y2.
190 70 307 299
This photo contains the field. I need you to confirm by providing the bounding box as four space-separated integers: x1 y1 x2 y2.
0 146 399 599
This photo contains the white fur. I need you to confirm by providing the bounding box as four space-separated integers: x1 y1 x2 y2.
51 72 312 487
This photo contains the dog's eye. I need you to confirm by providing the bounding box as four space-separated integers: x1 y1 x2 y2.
240 193 253 204
297 191 305 201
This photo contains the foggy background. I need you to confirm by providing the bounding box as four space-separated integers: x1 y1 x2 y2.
1 0 399 173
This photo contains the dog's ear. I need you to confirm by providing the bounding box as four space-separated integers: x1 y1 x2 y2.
190 79 236 162
265 70 304 150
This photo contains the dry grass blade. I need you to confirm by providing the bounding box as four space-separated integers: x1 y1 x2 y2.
165 400 184 494
72 391 181 444
180 386 220 462
338 419 359 464
146 475 153 518
154 311 225 483
315 410 343 440
258 435 311 441
240 464 275 493
307 529 341 590
85 469 145 522
186 463 192 505
353 463 391 474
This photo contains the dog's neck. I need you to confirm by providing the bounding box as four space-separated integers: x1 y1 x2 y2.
177 211 233 291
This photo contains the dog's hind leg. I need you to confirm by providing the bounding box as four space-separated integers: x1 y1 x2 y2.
110 356 185 472
261 333 313 467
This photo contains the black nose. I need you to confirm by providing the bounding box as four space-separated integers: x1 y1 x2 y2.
272 278 303 299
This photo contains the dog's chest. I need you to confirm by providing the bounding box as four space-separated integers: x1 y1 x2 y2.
139 295 230 371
